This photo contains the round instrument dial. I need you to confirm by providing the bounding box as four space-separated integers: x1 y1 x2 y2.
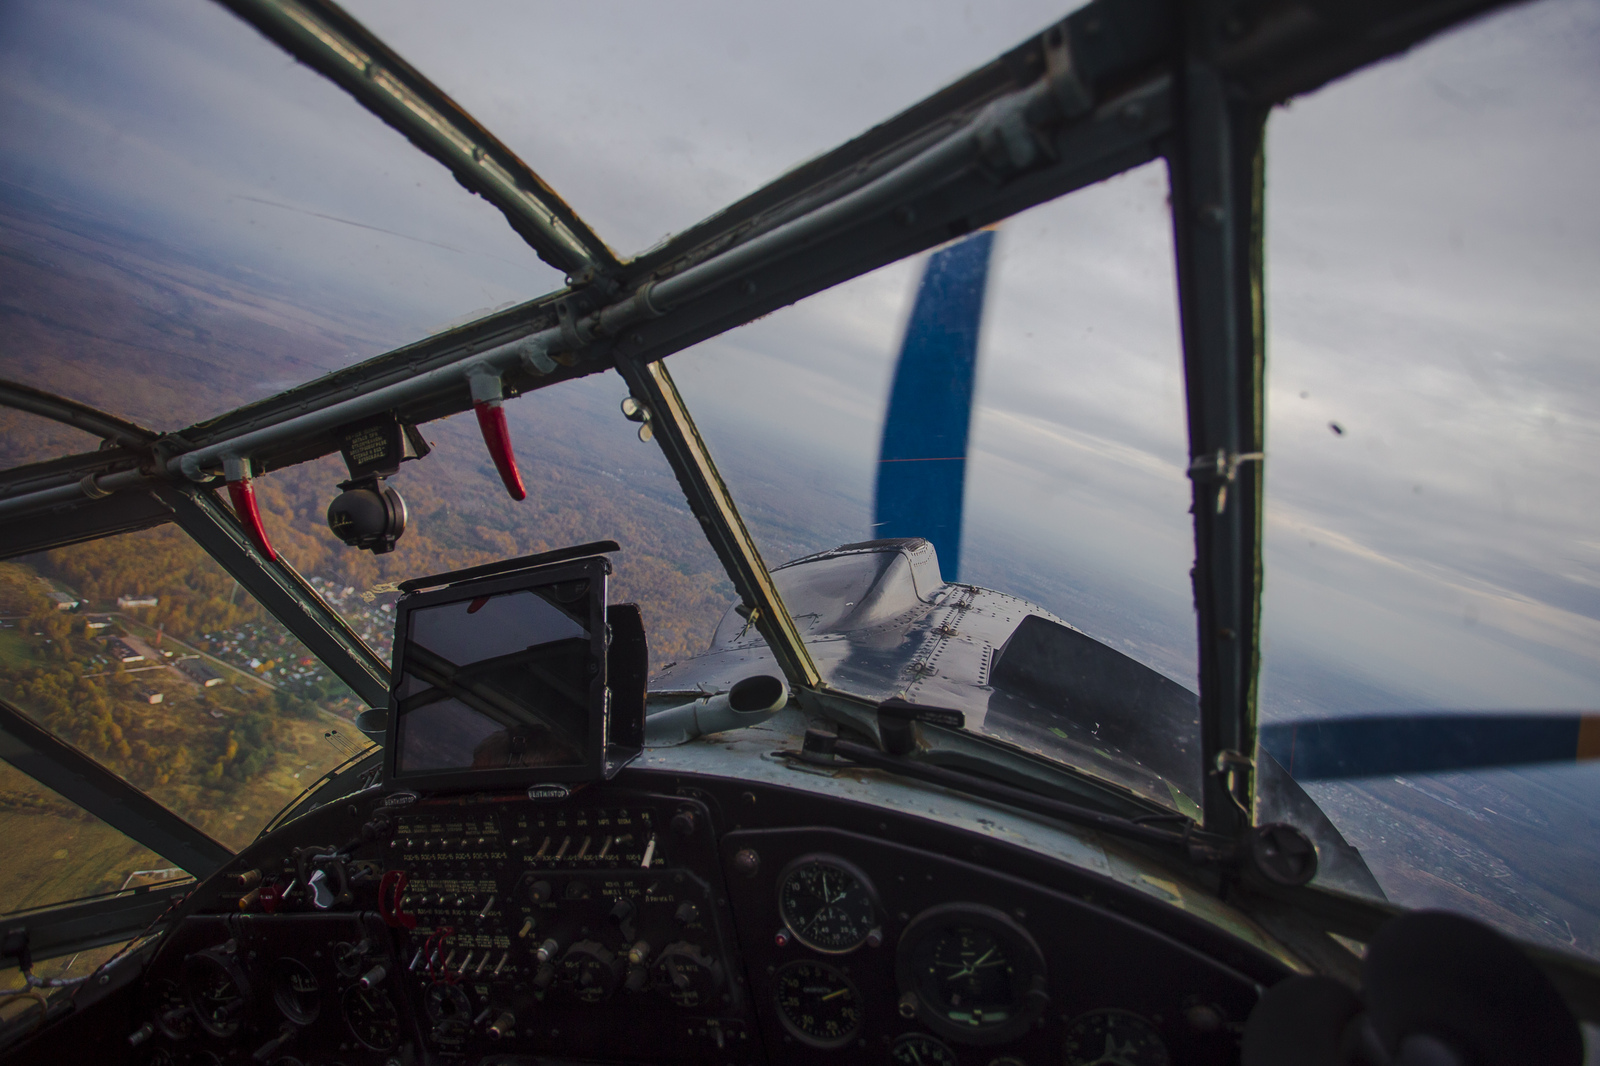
773 960 863 1049
181 947 251 1038
897 904 1047 1045
891 1033 959 1066
272 958 321 1025
342 984 401 1051
423 982 472 1026
778 856 878 953
1063 1009 1170 1066
562 940 622 1003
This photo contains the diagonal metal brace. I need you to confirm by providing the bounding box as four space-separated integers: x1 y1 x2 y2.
157 482 391 710
0 698 232 879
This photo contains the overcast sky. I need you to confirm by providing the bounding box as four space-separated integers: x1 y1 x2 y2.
2 0 1597 715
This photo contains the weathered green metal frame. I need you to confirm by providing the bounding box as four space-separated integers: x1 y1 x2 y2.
210 0 617 281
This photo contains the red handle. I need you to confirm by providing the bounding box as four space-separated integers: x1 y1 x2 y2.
225 477 278 561
474 400 527 500
378 869 416 930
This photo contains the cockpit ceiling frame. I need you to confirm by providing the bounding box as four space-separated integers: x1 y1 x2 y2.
211 0 618 281
0 0 1520 852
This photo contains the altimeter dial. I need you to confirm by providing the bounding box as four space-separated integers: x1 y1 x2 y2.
773 960 863 1049
777 855 878 953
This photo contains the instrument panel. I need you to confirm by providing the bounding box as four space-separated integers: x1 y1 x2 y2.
109 774 1281 1066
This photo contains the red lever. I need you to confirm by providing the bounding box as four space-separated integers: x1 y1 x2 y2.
224 459 277 561
474 399 527 501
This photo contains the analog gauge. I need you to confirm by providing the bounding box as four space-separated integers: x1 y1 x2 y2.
150 978 193 1040
897 904 1047 1045
342 984 402 1051
423 982 472 1026
272 958 321 1025
181 946 252 1038
772 960 863 1049
430 1017 472 1049
650 942 723 1008
561 941 622 1003
1062 1010 1170 1066
777 856 879 953
892 1033 959 1066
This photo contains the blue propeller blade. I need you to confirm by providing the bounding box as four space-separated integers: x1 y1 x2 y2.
873 229 997 581
1259 712 1600 781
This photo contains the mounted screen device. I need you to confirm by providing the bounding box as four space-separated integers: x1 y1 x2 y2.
381 541 644 792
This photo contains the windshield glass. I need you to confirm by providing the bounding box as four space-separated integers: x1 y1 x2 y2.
1260 0 1600 956
0 0 562 430
669 162 1200 811
254 372 733 674
1 528 372 852
339 0 1085 257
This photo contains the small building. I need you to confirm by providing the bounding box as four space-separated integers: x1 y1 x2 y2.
136 688 163 705
107 638 145 663
177 657 223 687
117 595 159 609
46 591 79 611
84 615 112 631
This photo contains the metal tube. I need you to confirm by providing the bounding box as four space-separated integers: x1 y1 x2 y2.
0 467 148 521
168 330 559 481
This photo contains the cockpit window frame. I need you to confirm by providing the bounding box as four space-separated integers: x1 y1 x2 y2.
0 0 1528 963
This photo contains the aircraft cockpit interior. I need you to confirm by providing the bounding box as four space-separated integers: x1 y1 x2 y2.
2 1 1598 1064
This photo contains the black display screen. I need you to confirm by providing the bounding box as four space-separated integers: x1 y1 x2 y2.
387 559 607 786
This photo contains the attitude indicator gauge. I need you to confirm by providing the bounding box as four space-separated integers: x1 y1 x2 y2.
777 855 879 953
773 960 863 1048
897 903 1048 1044
1063 1009 1170 1066
272 958 321 1025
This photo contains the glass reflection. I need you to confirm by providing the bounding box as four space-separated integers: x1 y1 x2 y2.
1262 0 1600 955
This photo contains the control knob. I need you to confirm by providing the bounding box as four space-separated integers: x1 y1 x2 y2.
561 941 622 1003
650 942 723 1009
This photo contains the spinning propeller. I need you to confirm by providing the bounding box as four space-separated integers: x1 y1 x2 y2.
875 232 1599 787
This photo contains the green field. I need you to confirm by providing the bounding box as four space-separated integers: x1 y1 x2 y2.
0 628 33 667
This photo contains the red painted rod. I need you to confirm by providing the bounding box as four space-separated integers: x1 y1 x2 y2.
225 477 278 561
474 400 527 501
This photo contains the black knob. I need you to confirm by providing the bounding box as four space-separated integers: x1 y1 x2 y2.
533 962 557 990
529 880 552 904
674 901 700 926
670 809 696 838
607 898 637 926
624 965 649 993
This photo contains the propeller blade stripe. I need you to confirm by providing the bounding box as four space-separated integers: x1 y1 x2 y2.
1261 713 1600 781
873 229 997 581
